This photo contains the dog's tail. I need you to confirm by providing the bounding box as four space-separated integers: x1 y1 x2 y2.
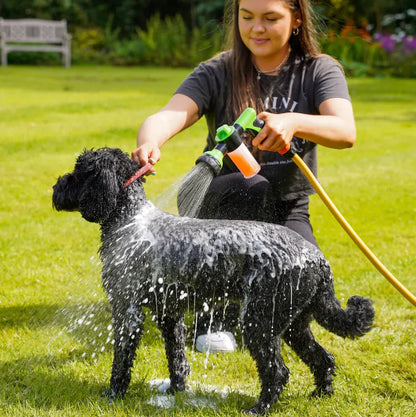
313 265 375 339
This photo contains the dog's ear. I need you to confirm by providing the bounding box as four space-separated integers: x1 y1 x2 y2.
78 157 120 223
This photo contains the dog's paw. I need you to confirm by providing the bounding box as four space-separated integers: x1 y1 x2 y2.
310 385 334 398
101 388 120 404
244 402 270 415
166 382 187 395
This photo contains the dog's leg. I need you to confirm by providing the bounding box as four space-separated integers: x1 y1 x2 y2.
104 301 144 402
282 311 336 397
242 300 289 415
159 315 190 393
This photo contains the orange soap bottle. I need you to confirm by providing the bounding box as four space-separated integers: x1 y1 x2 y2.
216 124 260 178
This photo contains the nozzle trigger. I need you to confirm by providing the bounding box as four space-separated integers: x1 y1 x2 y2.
253 118 265 130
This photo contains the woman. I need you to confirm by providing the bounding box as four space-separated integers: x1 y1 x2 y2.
132 0 355 248
133 0 356 352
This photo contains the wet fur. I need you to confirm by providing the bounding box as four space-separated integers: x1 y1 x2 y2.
52 148 375 414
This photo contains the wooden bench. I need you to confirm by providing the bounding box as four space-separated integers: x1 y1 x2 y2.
0 18 71 67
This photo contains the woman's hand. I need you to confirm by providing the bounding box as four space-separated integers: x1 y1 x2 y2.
252 98 356 152
132 93 200 173
252 111 297 153
131 142 160 174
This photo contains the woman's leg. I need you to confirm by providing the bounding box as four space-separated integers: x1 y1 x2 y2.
197 172 271 221
198 172 319 248
266 197 319 248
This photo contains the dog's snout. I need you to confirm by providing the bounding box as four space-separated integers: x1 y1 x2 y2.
52 174 80 212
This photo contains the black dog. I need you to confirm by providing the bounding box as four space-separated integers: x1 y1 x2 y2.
52 148 374 414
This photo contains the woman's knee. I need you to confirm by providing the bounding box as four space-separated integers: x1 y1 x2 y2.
198 173 271 220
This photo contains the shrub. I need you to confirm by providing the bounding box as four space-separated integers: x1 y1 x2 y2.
70 14 224 67
72 27 108 63
320 23 389 77
374 33 416 77
136 14 223 67
320 19 416 77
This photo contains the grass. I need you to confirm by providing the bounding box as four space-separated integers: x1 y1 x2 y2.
0 65 415 416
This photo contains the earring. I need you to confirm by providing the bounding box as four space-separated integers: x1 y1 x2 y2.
292 27 300 36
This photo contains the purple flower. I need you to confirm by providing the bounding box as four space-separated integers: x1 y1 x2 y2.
401 36 416 53
374 33 397 52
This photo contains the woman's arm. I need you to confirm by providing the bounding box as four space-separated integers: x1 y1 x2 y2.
252 97 356 153
132 93 200 168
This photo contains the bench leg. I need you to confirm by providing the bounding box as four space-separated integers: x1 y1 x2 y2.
1 50 7 66
63 48 71 68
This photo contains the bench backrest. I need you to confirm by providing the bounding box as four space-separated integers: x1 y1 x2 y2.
0 18 68 43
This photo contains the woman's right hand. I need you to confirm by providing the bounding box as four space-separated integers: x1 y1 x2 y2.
132 94 200 173
131 142 160 173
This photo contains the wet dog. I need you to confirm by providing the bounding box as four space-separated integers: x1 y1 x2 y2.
52 147 374 414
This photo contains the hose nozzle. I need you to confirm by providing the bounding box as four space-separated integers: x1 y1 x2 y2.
215 110 261 178
196 143 226 176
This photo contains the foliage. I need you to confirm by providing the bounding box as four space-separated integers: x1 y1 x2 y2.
1 1 416 75
70 14 224 67
320 15 416 78
0 0 409 39
0 66 416 416
135 14 223 67
71 27 108 63
320 23 389 77
0 0 223 37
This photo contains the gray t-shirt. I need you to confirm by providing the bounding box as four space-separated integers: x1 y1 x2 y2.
176 51 351 200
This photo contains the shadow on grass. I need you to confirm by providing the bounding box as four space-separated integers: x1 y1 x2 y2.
0 301 165 347
0 351 260 415
0 302 323 415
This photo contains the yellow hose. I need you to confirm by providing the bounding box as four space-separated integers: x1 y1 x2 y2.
292 153 416 307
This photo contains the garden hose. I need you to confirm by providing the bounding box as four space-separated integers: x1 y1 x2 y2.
282 146 416 307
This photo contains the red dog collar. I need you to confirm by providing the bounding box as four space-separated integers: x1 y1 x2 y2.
123 162 153 188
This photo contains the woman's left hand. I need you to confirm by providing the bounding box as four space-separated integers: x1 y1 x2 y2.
252 111 298 153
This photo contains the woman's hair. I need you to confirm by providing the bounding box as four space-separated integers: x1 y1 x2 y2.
223 0 321 122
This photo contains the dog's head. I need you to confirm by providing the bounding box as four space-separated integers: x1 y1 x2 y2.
53 147 142 223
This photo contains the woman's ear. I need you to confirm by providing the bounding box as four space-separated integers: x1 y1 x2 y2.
293 10 302 30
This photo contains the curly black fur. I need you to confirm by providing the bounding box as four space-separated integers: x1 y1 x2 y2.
52 148 375 414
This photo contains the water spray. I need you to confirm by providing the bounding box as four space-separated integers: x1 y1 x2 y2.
177 108 261 216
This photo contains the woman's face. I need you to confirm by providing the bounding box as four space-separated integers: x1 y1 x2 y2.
238 0 300 65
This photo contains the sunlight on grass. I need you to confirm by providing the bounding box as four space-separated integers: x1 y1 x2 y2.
0 66 415 416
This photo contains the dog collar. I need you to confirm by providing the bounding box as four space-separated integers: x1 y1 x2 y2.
123 162 153 188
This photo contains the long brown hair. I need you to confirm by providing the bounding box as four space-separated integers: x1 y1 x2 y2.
223 0 321 122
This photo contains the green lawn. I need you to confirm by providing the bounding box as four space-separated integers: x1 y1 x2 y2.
0 66 415 416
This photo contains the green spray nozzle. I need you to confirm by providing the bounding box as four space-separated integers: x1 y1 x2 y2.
205 145 225 166
215 124 242 152
196 142 226 176
195 108 263 179
215 107 264 147
234 107 264 134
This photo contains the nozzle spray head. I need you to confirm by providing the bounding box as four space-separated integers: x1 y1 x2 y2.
196 142 226 176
